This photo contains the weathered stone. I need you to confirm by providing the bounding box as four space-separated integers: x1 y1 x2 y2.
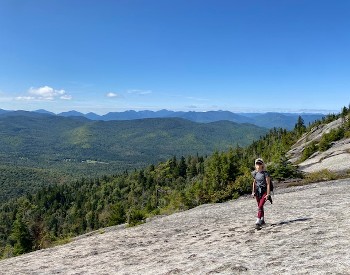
1 179 349 275
288 117 350 173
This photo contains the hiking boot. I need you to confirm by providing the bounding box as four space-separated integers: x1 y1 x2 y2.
255 223 261 230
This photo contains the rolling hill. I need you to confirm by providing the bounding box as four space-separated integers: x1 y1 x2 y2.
0 112 268 201
0 112 267 166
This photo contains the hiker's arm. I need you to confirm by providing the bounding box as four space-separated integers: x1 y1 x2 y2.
252 179 256 196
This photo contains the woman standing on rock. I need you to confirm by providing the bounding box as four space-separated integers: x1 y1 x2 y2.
252 158 272 229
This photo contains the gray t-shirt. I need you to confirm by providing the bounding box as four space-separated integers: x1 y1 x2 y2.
252 170 270 195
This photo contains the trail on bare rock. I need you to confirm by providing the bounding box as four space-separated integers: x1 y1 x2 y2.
1 179 350 275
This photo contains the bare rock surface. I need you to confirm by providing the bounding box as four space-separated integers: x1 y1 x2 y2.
287 117 350 173
1 179 350 275
297 138 350 173
288 118 344 163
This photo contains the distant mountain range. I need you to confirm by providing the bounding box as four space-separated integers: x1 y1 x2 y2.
0 111 269 201
0 109 325 130
0 111 268 180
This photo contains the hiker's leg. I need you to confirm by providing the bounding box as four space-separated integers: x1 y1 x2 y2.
255 195 261 219
257 193 267 219
255 196 262 224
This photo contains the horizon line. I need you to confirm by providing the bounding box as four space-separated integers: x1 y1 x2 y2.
0 107 339 116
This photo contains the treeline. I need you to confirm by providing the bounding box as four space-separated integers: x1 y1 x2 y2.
1 107 348 258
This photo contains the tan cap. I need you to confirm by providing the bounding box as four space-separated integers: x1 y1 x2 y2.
255 158 264 165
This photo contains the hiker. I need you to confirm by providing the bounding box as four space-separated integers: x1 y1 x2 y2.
251 158 271 229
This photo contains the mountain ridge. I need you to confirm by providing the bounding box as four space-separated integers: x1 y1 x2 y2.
0 113 267 166
0 108 325 130
0 114 268 201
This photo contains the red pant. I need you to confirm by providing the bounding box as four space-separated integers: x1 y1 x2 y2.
256 193 267 219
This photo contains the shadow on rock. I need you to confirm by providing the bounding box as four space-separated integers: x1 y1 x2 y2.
271 217 312 227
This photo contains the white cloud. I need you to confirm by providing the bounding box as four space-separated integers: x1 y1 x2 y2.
127 89 152 95
60 94 72 100
106 92 121 98
15 86 72 101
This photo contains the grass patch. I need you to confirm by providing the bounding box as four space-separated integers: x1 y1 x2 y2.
287 169 350 187
52 237 72 247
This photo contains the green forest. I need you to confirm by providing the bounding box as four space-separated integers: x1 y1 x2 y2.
0 114 268 201
1 107 350 259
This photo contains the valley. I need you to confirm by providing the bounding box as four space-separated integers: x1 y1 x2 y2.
0 112 268 201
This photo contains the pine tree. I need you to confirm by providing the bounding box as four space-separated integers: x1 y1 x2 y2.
10 213 33 255
178 156 187 178
294 115 306 136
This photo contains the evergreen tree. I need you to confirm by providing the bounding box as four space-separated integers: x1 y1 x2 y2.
341 106 348 119
294 115 306 136
178 156 187 178
10 213 33 255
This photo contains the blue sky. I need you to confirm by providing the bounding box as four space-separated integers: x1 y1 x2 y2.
0 0 349 114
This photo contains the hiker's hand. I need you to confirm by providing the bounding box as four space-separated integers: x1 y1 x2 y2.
251 193 255 197
265 195 270 201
